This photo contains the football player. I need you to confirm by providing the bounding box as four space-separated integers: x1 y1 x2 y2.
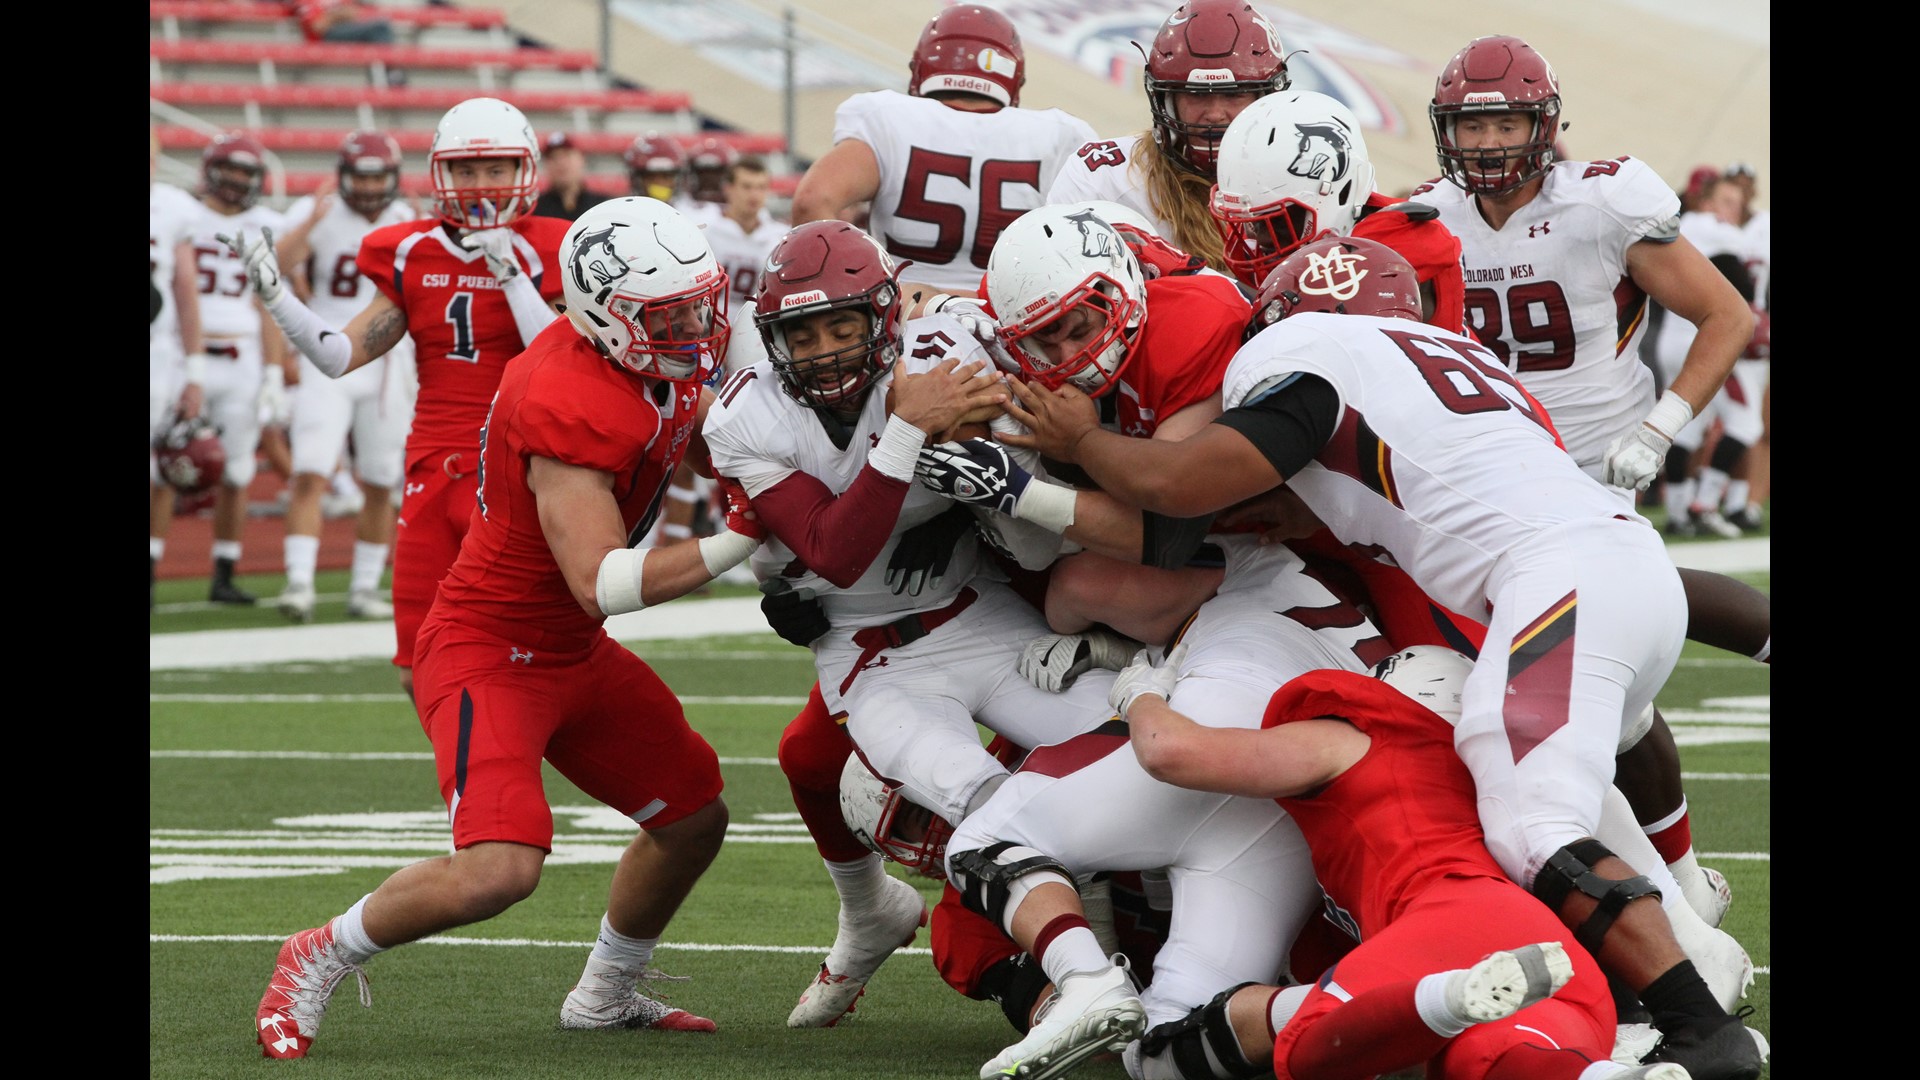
1720 163 1769 531
187 132 291 604
1407 36 1767 925
1047 0 1290 271
225 97 571 700
702 220 1122 1032
252 198 756 1060
150 126 210 607
684 135 738 215
267 130 419 624
791 3 1096 305
926 237 1764 1079
623 132 694 212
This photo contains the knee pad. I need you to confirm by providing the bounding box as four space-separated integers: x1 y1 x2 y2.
1137 983 1272 1080
949 841 1072 930
1617 703 1655 754
1709 435 1748 472
978 952 1054 1034
1531 838 1663 957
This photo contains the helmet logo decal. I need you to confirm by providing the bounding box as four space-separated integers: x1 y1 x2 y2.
1296 247 1367 302
570 223 634 305
1289 120 1353 184
1063 209 1118 259
1185 67 1236 83
977 47 1016 76
780 289 829 309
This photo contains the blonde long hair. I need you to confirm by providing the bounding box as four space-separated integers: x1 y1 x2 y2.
1132 131 1226 272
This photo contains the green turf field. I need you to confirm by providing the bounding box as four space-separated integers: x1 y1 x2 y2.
150 572 1769 1079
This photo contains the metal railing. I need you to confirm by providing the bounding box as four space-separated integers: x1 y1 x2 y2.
151 96 289 206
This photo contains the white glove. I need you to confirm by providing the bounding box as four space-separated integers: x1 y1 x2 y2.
459 201 522 282
927 294 1020 375
218 227 283 304
258 365 292 426
1018 628 1142 693
1603 390 1693 492
1109 643 1187 719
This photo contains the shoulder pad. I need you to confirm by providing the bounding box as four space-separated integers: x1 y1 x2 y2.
1372 201 1440 223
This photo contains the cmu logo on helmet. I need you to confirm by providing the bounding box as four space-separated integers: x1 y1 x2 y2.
570 224 632 305
1289 120 1354 184
1296 246 1368 302
1062 209 1118 260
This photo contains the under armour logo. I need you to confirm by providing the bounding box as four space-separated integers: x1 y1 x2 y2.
857 656 890 674
405 482 426 496
260 1012 299 1054
509 647 534 664
869 432 882 449
1528 221 1552 238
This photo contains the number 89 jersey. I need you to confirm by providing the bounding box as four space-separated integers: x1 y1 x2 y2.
836 90 1095 293
357 215 570 461
285 194 420 326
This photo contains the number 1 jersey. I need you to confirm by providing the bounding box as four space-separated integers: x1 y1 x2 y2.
356 215 570 463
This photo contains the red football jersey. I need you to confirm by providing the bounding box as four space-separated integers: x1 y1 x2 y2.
1262 670 1506 942
357 215 571 466
1112 273 1251 437
432 319 705 649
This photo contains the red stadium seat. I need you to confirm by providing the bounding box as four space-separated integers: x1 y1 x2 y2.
157 125 786 157
149 1 510 29
149 39 598 70
277 171 800 199
149 81 694 114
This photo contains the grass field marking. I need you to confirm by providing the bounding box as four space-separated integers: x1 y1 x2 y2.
151 693 809 706
151 750 782 766
1680 772 1769 781
1697 852 1769 861
151 933 931 957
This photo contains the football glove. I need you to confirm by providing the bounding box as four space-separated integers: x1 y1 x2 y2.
1109 643 1187 719
218 227 284 304
1018 628 1141 693
885 504 974 597
460 201 523 282
914 439 1034 516
1603 390 1693 492
759 578 829 648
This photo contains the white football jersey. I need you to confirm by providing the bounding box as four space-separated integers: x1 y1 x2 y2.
1653 210 1748 373
1043 132 1175 242
284 194 418 326
1410 158 1681 469
1221 311 1625 616
834 90 1096 292
1740 209 1770 308
704 313 998 627
150 181 202 346
703 208 786 317
189 201 288 342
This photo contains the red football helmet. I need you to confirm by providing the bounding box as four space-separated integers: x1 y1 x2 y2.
1429 35 1563 197
1253 235 1422 328
154 416 228 496
202 132 268 209
908 4 1025 108
624 133 688 200
839 755 953 881
753 221 905 411
337 129 402 217
686 136 739 203
1141 0 1290 178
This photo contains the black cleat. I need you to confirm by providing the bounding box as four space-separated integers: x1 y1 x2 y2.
1643 1010 1765 1080
209 578 257 605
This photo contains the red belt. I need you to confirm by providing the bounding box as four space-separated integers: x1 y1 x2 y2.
840 587 978 695
206 342 241 359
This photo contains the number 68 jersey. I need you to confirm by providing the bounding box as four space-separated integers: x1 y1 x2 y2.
356 215 570 462
285 194 420 327
837 90 1095 293
1221 311 1625 617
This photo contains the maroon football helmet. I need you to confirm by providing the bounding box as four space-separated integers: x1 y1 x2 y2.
908 4 1025 108
337 129 402 217
624 133 688 200
155 416 228 497
1429 35 1564 196
202 132 267 209
753 221 905 411
1253 235 1422 328
686 136 739 204
1141 0 1290 178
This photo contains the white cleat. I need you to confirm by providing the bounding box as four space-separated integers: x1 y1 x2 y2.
979 958 1145 1080
559 965 716 1032
1698 866 1733 929
1616 1065 1694 1079
1444 942 1574 1024
786 874 928 1028
1613 1021 1664 1065
1693 926 1754 1012
347 590 394 620
275 583 316 624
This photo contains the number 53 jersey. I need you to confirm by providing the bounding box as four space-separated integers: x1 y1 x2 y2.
357 215 570 462
836 89 1095 293
1409 158 1680 471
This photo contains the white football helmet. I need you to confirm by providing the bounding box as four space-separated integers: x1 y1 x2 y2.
1211 90 1376 289
561 197 730 383
986 204 1148 397
839 755 952 880
429 97 540 230
1372 646 1474 726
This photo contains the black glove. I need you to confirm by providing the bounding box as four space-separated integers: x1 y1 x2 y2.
885 504 974 596
759 577 829 648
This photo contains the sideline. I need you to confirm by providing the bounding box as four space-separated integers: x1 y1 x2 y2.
149 540 1768 671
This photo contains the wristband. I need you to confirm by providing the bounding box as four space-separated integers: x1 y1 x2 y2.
1642 389 1694 440
1012 479 1077 534
595 547 646 616
869 414 928 482
698 528 759 577
182 352 209 386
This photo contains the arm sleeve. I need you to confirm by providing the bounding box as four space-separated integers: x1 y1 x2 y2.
749 466 911 588
1211 373 1341 480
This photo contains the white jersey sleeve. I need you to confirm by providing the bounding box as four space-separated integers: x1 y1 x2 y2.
1043 133 1175 242
836 90 1098 293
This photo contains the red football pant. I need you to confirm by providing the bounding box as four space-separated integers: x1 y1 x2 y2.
392 453 478 670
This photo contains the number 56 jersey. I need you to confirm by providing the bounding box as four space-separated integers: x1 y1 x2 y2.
1221 312 1625 616
356 215 570 463
837 90 1095 293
